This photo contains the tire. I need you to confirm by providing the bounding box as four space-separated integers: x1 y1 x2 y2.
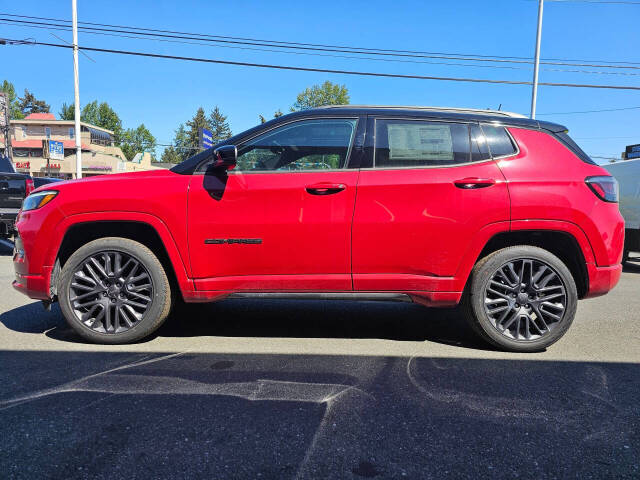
58 237 172 344
463 246 578 352
622 248 630 266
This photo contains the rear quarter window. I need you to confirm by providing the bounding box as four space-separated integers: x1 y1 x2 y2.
481 124 518 158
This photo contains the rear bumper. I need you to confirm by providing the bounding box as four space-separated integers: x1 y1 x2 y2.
584 263 622 299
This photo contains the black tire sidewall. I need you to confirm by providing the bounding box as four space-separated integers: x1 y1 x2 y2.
58 237 170 344
468 246 578 352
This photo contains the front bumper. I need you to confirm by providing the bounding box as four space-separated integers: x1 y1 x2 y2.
584 263 622 299
12 273 51 300
12 233 52 300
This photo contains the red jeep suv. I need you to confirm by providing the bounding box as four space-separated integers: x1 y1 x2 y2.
12 106 624 351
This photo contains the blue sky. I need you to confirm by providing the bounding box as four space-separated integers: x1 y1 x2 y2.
1 0 638 162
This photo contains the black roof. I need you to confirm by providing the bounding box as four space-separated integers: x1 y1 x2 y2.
306 105 567 132
171 105 567 174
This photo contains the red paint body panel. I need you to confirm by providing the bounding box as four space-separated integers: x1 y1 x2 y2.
12 121 623 307
500 128 625 266
584 263 622 299
188 171 358 291
13 170 197 300
351 160 510 290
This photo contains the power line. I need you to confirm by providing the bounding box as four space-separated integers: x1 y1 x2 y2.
4 19 640 77
538 105 640 114
7 40 640 91
542 0 640 4
1 14 639 70
575 136 637 139
4 12 638 65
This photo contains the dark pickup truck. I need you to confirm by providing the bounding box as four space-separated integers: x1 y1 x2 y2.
0 156 33 239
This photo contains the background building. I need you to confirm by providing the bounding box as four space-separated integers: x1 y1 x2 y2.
0 113 160 178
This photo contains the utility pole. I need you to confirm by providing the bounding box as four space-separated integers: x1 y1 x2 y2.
0 93 11 162
530 0 544 119
72 0 82 178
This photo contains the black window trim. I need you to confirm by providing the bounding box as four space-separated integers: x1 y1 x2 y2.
551 130 597 166
194 115 362 175
366 116 495 170
479 122 520 160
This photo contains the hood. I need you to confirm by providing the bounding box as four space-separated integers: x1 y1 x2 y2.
32 169 174 194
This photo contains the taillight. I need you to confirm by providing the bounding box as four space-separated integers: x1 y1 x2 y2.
585 176 618 203
25 178 34 196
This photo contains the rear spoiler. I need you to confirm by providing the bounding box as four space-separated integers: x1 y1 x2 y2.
537 120 568 133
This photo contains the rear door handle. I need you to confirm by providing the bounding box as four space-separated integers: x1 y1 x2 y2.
305 183 346 195
454 177 496 189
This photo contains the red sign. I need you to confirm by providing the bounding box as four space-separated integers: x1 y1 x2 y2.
49 163 61 169
15 162 30 169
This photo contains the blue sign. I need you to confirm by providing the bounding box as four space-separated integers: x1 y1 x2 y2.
199 128 214 149
49 140 64 160
625 144 640 160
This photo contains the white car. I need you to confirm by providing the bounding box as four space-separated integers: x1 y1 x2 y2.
604 157 640 264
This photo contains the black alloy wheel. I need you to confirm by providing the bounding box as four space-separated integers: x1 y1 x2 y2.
69 251 154 334
59 237 172 344
484 258 567 341
464 246 577 352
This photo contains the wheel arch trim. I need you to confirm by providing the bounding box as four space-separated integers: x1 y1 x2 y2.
455 219 595 295
45 212 194 296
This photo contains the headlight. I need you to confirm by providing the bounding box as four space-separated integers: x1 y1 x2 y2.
22 190 59 211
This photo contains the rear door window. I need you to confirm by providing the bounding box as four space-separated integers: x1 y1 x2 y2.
470 124 491 162
481 124 518 158
374 120 472 167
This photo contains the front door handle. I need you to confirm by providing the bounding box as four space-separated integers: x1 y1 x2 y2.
305 183 346 195
454 177 496 189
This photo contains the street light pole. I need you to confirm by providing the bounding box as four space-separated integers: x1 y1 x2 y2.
530 0 544 119
72 0 82 179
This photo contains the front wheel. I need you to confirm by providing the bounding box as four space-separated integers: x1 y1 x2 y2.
463 246 578 352
58 237 172 344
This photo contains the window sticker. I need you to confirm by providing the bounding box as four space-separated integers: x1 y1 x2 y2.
388 124 454 162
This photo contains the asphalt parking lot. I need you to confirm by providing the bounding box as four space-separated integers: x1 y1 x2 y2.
0 241 639 479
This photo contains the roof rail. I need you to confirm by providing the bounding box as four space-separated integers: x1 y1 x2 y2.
315 105 527 118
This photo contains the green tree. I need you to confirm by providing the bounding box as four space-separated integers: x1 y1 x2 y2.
59 102 74 120
59 100 123 142
17 89 50 116
258 109 285 124
1 80 24 119
160 145 181 164
171 123 192 162
185 107 211 154
119 124 156 161
208 106 232 144
292 81 349 110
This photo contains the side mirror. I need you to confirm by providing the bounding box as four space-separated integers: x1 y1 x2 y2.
209 145 237 171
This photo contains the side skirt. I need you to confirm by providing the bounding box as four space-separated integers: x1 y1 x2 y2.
226 292 413 302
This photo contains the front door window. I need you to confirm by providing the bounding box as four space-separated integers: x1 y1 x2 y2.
235 118 358 172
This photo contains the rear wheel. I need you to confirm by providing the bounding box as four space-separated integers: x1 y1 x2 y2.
58 237 172 344
463 246 577 352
